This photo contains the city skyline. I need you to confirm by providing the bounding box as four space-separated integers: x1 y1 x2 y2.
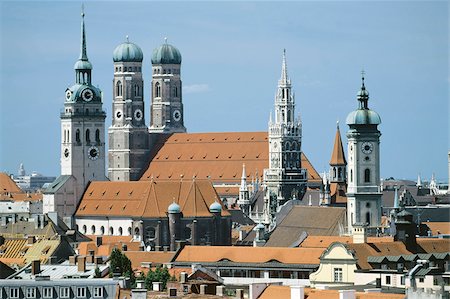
0 1 448 182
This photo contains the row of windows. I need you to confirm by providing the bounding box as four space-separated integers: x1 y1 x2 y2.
115 81 141 97
153 68 179 75
154 82 179 98
115 66 141 72
73 129 101 144
81 224 131 236
76 71 90 85
7 286 103 299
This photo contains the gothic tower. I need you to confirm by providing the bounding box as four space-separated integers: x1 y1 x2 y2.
149 39 186 133
61 8 106 196
238 164 250 215
108 37 150 181
346 73 382 233
263 50 307 221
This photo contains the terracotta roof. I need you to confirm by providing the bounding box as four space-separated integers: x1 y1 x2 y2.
77 237 142 257
416 238 450 253
124 251 175 270
347 242 413 269
258 285 405 299
174 245 323 265
75 180 230 218
299 236 394 248
330 182 347 204
329 126 346 165
265 206 347 247
424 222 450 236
0 172 42 201
0 173 22 193
140 132 321 183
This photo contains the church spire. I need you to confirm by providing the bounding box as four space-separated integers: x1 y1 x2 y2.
278 49 291 86
330 121 347 166
357 70 369 109
79 5 88 61
74 5 92 84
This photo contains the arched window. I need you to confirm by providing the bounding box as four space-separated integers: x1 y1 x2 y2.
67 130 70 142
333 168 337 179
82 225 87 234
364 169 371 183
100 226 105 235
128 227 132 235
134 227 140 239
184 227 192 239
282 89 285 98
85 129 90 143
155 82 161 97
134 85 139 96
350 170 353 182
76 129 80 143
109 227 114 235
95 129 100 143
175 86 178 97
115 67 118 72
338 168 342 179
366 212 371 225
145 227 155 240
91 225 96 234
118 227 123 236
116 81 122 97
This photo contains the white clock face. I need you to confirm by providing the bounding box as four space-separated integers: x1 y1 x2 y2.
82 89 94 102
361 142 373 154
88 146 99 160
65 90 72 101
134 109 143 121
173 109 181 122
63 148 70 159
116 110 122 119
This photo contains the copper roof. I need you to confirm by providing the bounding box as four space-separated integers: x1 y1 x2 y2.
424 222 450 236
124 251 176 270
330 182 347 204
0 173 22 193
329 126 347 165
75 180 230 218
0 172 42 201
299 236 394 248
174 245 323 265
140 132 321 183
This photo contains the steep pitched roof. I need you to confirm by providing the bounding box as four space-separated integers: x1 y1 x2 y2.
75 180 230 218
329 126 346 165
0 173 22 193
0 172 42 201
140 132 321 184
174 245 323 265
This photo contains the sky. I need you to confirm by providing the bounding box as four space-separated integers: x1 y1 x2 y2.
0 1 448 183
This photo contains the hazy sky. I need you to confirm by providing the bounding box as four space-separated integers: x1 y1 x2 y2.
0 1 448 182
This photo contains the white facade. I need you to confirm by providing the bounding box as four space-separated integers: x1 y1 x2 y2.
75 217 133 236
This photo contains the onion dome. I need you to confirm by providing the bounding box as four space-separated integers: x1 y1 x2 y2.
346 72 381 126
113 37 143 62
74 60 92 70
151 38 182 64
168 202 181 214
209 201 222 213
253 223 265 231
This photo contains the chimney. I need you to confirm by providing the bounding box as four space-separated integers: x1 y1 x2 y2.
352 224 367 244
290 286 304 299
122 244 128 251
96 236 103 247
27 235 36 245
31 260 41 275
69 255 77 265
180 272 188 283
176 240 186 251
77 256 86 272
339 290 356 299
95 256 103 265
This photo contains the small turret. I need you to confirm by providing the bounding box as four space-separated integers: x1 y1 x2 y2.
238 164 250 214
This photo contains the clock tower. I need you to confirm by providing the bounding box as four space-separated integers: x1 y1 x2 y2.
61 8 106 196
149 39 186 133
108 37 150 181
346 73 382 234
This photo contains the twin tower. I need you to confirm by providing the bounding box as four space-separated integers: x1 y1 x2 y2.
108 37 186 181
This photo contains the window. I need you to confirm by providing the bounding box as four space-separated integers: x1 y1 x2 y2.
43 287 53 298
95 129 100 143
109 227 114 235
77 287 86 298
366 212 371 225
86 129 90 143
76 129 80 143
118 227 123 235
364 168 371 183
175 86 178 97
134 84 140 96
26 287 36 298
385 275 391 285
350 170 353 182
82 225 87 234
155 82 161 97
91 225 96 234
93 287 103 298
100 226 105 235
10 288 19 299
145 227 155 240
419 277 424 283
116 81 122 97
400 276 405 285
333 268 343 282
128 227 132 235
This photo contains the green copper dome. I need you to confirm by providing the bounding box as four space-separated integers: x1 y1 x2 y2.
113 40 143 62
209 201 222 213
168 202 181 214
74 59 92 70
346 109 381 125
151 41 182 64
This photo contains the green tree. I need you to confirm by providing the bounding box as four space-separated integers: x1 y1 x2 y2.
94 266 101 278
109 248 134 285
144 266 171 290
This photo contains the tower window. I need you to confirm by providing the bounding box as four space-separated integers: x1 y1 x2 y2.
366 212 371 225
95 129 100 143
175 86 178 97
134 84 140 96
116 81 123 97
76 129 80 143
155 82 161 97
338 167 342 179
364 169 371 183
350 170 353 182
86 129 90 143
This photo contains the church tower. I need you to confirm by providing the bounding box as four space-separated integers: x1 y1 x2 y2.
263 50 307 221
329 122 347 184
108 37 150 181
149 39 186 133
346 73 382 233
61 8 106 195
238 164 250 215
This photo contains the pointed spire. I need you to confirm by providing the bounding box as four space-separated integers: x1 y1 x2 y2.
79 4 88 61
308 194 312 206
357 70 369 109
329 121 347 166
240 164 248 192
393 185 399 209
278 49 291 85
417 173 422 187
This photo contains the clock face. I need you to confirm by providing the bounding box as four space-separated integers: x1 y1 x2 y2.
88 146 99 160
63 148 70 158
361 142 373 154
173 109 181 122
134 109 143 121
116 110 122 119
82 89 94 102
65 90 72 101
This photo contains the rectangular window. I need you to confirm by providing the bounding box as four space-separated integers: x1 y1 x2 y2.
77 287 86 298
26 287 36 298
385 275 391 285
10 288 20 299
43 287 53 298
60 287 70 298
419 277 424 283
93 287 103 298
400 276 405 285
333 268 343 282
